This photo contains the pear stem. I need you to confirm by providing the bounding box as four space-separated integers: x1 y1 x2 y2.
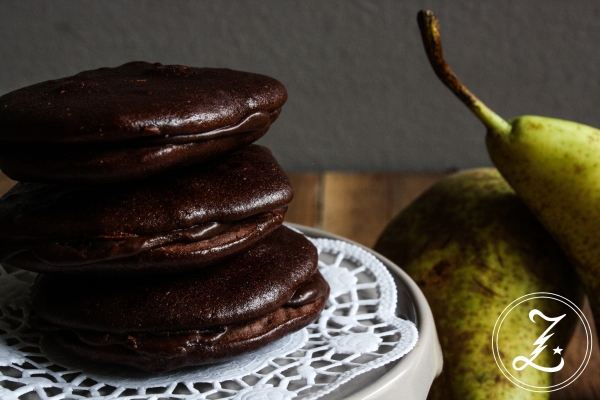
417 10 512 135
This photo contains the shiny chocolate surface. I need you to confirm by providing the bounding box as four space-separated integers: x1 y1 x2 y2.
3 208 285 275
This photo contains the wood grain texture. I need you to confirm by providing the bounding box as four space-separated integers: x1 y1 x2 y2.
285 173 320 228
320 172 392 248
0 172 15 196
388 172 448 214
552 298 600 400
318 172 447 248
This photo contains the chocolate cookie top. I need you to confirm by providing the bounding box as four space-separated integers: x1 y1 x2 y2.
31 226 320 333
0 62 287 143
0 145 292 240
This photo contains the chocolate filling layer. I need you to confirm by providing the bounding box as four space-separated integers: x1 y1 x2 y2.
32 271 329 358
1 209 286 275
1 207 284 266
0 221 229 266
46 296 327 372
0 109 280 155
138 109 280 145
0 110 282 184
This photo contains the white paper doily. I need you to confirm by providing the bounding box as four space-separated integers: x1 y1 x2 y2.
0 236 418 400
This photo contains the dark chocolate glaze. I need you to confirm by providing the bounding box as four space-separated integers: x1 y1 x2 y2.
285 270 330 307
3 221 230 266
2 208 285 275
0 110 280 184
0 62 287 143
31 226 319 333
0 145 291 240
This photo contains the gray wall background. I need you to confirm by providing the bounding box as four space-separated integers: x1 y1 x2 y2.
1 1 600 172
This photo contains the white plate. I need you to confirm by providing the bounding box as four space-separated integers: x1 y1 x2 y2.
292 224 443 400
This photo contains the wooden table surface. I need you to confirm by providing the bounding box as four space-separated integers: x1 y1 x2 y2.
0 171 598 398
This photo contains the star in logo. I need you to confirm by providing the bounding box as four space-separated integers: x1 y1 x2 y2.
553 346 563 355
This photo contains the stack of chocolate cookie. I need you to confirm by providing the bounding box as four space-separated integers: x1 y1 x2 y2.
0 62 329 372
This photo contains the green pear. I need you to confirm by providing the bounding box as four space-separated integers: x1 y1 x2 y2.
417 9 600 333
374 168 582 399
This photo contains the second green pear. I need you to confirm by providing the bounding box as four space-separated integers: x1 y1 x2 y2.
375 168 582 399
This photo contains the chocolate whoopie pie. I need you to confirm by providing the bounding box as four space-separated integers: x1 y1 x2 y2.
0 62 287 183
0 145 292 275
30 226 329 372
